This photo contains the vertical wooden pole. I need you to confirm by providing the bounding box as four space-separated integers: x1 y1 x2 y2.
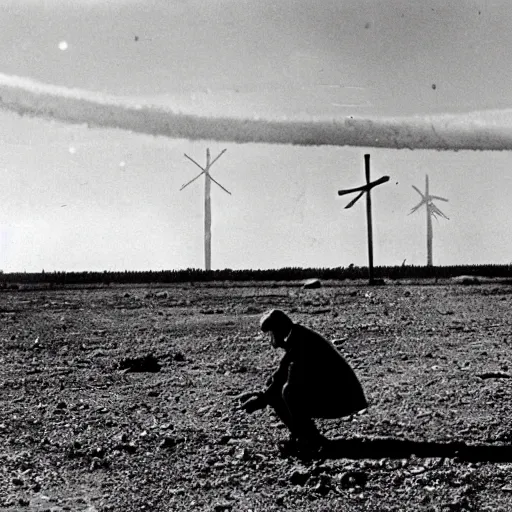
204 148 211 271
426 174 433 267
365 154 374 284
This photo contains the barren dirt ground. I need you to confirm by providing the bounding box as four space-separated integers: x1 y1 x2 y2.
2 281 512 511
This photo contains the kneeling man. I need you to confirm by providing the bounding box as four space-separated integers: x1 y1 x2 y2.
240 309 367 453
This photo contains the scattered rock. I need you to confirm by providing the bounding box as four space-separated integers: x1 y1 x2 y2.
119 354 161 373
213 502 233 512
66 441 86 459
90 446 106 458
174 352 186 362
309 308 332 315
235 447 251 461
114 441 137 454
451 275 483 285
18 497 30 507
477 371 511 379
243 305 262 314
289 466 312 486
312 475 331 496
160 436 184 450
339 471 368 489
90 456 110 470
303 278 321 289
275 494 286 506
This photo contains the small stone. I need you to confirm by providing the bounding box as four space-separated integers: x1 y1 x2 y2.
160 436 184 449
119 354 161 373
289 467 311 486
235 447 251 461
213 502 233 512
312 480 330 496
114 442 137 454
339 471 368 489
90 446 106 458
89 458 104 471
18 497 30 507
174 352 185 362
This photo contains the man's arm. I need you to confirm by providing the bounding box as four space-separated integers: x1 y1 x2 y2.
240 352 292 413
281 338 308 412
261 351 292 403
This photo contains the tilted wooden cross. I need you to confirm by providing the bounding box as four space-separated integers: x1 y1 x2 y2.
338 154 389 285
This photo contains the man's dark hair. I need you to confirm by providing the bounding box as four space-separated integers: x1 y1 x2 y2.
260 309 293 334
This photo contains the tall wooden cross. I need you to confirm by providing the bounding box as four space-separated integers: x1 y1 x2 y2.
180 148 230 271
338 154 389 285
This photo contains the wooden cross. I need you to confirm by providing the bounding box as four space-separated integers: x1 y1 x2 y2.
338 154 389 285
180 148 230 271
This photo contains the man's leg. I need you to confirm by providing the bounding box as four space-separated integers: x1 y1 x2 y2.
265 387 296 434
282 385 327 451
266 386 325 454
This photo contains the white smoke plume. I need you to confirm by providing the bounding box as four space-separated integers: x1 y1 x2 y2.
0 73 511 150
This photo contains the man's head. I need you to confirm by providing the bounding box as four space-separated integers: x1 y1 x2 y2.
260 309 294 348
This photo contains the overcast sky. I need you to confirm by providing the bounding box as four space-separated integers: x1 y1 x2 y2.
1 0 512 272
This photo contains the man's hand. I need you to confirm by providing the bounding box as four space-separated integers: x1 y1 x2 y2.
240 391 267 414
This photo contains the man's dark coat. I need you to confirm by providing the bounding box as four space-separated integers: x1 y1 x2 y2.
264 323 367 419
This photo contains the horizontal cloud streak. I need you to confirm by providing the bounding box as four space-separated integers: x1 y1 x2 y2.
0 73 511 150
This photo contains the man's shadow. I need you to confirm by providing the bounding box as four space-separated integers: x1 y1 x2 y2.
321 436 512 462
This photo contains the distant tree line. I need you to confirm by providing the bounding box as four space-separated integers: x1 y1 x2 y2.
0 264 512 287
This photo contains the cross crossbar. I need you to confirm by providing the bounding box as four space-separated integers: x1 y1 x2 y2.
338 175 390 206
